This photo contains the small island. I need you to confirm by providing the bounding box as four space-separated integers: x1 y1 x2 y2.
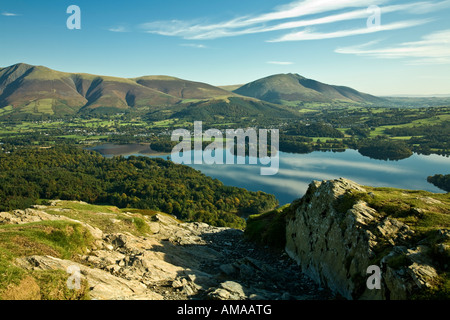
428 174 450 192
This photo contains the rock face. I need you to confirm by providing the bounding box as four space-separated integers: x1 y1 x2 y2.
285 178 447 300
1 201 331 300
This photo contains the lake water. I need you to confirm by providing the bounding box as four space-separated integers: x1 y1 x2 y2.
88 144 450 206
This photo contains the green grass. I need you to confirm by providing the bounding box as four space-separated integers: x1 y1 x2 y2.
0 200 175 300
245 204 291 249
0 220 93 300
369 113 450 138
43 201 167 236
21 99 55 115
336 186 450 298
0 220 93 260
0 106 14 115
391 136 414 140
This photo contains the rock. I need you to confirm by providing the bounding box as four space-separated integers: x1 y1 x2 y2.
209 288 230 300
407 263 438 289
0 207 103 240
285 178 443 300
1 200 334 301
281 292 291 300
376 217 413 244
15 255 163 300
220 263 238 276
209 281 248 300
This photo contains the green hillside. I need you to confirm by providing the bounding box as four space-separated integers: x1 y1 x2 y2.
234 73 385 105
134 75 237 100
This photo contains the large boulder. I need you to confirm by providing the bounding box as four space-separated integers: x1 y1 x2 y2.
285 178 446 300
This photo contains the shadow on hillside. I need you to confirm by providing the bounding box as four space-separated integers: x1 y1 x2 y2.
153 227 332 300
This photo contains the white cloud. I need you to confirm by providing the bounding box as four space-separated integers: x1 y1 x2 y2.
180 43 207 49
280 156 412 174
268 19 430 42
139 0 449 41
1 12 20 17
335 29 450 64
108 26 128 32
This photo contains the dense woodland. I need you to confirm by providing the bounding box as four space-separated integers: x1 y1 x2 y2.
0 146 278 228
427 174 450 193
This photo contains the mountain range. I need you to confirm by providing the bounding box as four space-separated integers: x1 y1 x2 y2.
0 63 384 117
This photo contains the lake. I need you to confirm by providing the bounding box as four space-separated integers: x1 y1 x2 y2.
87 144 450 206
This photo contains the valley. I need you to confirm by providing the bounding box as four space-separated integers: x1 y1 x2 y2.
0 62 449 301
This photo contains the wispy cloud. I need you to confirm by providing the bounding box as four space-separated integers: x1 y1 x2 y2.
140 0 386 39
108 26 129 33
335 29 450 64
139 0 449 41
180 43 207 49
268 19 430 42
1 12 20 17
267 61 294 65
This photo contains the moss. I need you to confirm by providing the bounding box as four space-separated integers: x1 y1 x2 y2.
333 190 372 213
0 221 93 260
245 205 290 249
32 270 90 300
0 220 94 300
385 254 412 269
411 274 450 300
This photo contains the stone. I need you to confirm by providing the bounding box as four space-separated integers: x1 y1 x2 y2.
2 199 335 301
15 255 163 300
220 263 238 276
285 178 442 300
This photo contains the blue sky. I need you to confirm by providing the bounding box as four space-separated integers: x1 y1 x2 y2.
1 0 450 95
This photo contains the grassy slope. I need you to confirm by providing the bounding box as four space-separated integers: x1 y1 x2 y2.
134 76 238 100
0 200 176 300
234 73 384 105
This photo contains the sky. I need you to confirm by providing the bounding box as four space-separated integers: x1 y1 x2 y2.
1 0 450 96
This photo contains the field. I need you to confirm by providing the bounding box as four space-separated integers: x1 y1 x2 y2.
0 105 448 158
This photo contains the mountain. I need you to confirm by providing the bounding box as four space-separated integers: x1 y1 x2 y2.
0 63 239 116
233 73 385 105
0 63 180 115
133 75 237 100
0 63 385 118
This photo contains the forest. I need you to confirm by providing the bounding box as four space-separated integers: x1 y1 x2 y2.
0 146 279 229
427 174 450 193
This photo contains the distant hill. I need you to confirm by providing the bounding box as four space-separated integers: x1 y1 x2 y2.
159 97 299 122
0 63 180 115
218 85 244 92
134 76 237 100
233 73 385 105
0 64 386 118
0 63 240 116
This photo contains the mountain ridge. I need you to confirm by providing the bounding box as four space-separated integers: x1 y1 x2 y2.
0 63 384 117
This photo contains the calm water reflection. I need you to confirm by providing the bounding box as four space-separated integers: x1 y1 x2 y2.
89 144 450 205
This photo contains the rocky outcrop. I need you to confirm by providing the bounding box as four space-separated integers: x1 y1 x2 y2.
285 178 448 300
1 201 331 300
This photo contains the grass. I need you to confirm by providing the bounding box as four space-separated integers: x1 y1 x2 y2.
0 220 92 300
335 186 450 298
43 200 171 236
362 187 450 231
0 106 14 115
369 113 450 138
245 204 291 249
21 99 55 115
0 200 172 300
